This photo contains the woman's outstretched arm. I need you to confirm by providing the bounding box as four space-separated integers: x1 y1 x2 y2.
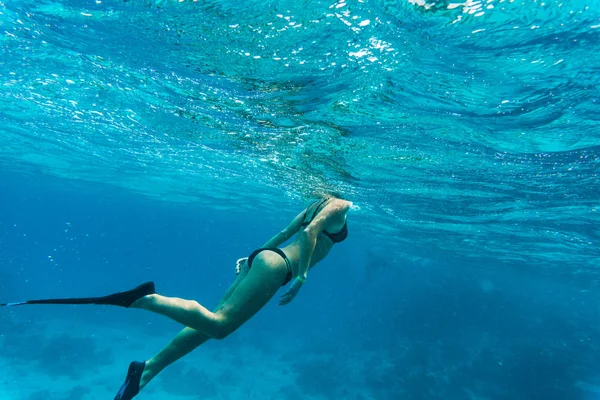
260 209 306 248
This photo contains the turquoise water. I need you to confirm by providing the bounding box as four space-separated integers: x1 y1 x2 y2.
1 0 598 270
1 0 599 399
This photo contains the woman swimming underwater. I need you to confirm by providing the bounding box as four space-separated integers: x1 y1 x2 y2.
1 195 352 400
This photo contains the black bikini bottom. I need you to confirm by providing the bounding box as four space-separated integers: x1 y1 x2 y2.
247 248 292 286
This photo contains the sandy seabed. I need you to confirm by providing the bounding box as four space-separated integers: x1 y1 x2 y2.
0 313 366 400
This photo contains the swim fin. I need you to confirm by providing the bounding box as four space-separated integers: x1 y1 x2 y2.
114 361 145 400
0 282 156 308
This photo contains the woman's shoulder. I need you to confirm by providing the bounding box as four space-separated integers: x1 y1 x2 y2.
328 197 352 213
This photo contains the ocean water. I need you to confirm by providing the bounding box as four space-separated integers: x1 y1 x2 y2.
0 0 599 399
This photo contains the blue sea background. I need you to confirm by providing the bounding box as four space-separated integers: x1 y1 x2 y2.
1 0 599 399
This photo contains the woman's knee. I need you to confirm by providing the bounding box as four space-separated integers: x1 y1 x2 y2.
211 314 238 340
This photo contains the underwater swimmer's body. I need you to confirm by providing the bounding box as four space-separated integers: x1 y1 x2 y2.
1 196 352 400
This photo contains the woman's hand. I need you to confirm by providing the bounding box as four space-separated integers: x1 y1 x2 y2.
279 278 304 306
235 257 248 275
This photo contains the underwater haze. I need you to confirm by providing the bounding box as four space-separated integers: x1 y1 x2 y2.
1 0 599 399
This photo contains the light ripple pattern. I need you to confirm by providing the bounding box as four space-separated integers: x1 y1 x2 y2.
0 0 598 271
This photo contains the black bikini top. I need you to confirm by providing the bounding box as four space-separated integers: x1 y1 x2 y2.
300 198 348 244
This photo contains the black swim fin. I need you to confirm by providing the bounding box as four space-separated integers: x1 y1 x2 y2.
114 361 145 400
0 282 156 308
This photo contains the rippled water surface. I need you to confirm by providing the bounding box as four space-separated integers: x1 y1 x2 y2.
1 0 598 271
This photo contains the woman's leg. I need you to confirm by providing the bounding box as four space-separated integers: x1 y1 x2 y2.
139 267 250 388
140 327 208 388
114 256 287 400
131 251 286 339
